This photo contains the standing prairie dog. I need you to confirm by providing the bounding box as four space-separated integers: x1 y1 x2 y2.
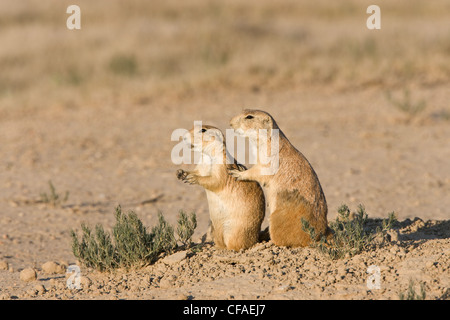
176 124 265 251
228 109 330 247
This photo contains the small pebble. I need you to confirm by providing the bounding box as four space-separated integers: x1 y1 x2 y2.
161 251 187 265
387 229 400 242
390 246 399 254
0 261 9 270
20 268 37 282
42 261 66 274
274 284 292 293
34 284 46 294
81 276 92 288
0 293 10 300
26 288 37 296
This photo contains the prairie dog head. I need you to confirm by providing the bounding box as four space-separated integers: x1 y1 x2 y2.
183 124 225 159
229 109 279 140
229 110 281 174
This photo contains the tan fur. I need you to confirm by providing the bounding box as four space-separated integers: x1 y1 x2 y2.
229 109 330 247
176 124 265 251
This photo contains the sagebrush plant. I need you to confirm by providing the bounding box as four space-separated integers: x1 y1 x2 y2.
112 207 155 268
71 206 197 271
151 212 177 255
40 180 69 207
376 211 398 234
71 223 116 271
177 210 197 247
302 204 397 260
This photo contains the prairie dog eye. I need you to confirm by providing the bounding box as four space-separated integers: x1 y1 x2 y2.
201 128 207 133
245 115 254 120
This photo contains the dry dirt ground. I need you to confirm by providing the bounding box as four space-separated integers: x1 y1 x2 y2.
0 1 449 300
0 87 448 300
0 219 449 300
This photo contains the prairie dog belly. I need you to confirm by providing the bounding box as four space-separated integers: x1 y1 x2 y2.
205 190 228 226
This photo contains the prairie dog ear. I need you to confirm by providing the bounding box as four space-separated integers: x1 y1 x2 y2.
262 115 272 128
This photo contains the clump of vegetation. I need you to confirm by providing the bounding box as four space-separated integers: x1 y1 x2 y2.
302 204 397 260
399 279 426 300
176 210 197 247
40 180 69 207
112 208 157 268
108 54 138 76
375 211 398 235
386 89 426 117
150 212 177 255
71 206 197 271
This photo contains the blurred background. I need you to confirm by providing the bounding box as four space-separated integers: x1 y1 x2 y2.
1 0 449 109
0 0 449 255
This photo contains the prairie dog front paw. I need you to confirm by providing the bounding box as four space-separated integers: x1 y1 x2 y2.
176 169 198 185
228 168 244 181
176 169 188 180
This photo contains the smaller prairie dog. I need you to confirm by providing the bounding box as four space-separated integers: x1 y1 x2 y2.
176 124 265 251
229 109 330 247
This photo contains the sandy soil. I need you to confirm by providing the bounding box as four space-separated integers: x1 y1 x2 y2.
0 87 449 300
0 1 449 300
0 218 449 300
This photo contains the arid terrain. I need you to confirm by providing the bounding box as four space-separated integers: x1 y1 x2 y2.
0 0 449 300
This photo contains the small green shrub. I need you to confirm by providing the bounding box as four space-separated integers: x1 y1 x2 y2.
112 207 156 268
71 206 197 271
40 180 69 207
377 211 398 234
151 212 177 255
176 210 197 247
71 223 116 271
399 279 426 300
302 204 397 260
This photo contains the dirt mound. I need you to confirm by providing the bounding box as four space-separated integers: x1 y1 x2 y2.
1 218 448 300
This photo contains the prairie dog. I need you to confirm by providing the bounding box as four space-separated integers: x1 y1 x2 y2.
176 124 265 251
229 109 329 247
